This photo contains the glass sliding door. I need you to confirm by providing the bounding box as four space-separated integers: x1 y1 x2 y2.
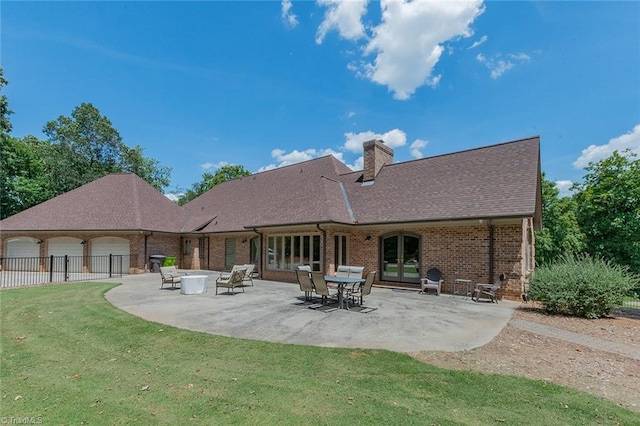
380 233 421 284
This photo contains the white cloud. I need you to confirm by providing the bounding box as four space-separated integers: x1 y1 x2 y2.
257 147 346 172
201 161 229 170
468 34 487 49
555 180 573 198
476 52 530 79
573 124 640 169
410 138 428 159
347 156 364 171
359 0 485 100
316 0 368 44
164 193 182 202
281 0 298 28
343 128 407 153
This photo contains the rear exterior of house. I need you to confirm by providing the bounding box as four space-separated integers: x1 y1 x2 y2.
0 137 541 299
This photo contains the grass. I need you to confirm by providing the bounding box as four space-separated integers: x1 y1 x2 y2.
1 283 638 425
622 296 640 310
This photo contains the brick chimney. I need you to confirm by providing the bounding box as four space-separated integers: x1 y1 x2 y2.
363 139 394 182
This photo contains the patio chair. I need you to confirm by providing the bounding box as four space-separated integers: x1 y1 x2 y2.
472 273 505 303
420 268 443 295
296 269 315 302
310 272 336 305
215 268 246 295
336 265 365 278
297 265 312 272
346 270 376 308
241 264 255 286
160 266 184 289
336 265 351 277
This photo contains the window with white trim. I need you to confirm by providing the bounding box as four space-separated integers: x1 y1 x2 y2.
267 234 321 271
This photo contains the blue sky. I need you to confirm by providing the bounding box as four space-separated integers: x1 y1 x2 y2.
3 1 639 198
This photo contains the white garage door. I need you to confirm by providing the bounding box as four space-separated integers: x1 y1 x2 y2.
90 237 130 274
47 237 84 273
5 237 41 271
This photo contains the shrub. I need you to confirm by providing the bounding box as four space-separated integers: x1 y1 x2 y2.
163 256 176 267
529 255 639 318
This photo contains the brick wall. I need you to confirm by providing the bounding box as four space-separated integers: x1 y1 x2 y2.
1 219 532 299
0 232 183 274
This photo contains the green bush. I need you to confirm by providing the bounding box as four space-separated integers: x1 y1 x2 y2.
529 255 639 318
163 256 176 267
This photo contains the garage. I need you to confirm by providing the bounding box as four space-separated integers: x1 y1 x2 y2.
90 237 130 274
47 237 84 273
5 237 41 271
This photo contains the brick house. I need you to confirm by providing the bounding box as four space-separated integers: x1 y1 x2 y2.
0 137 542 299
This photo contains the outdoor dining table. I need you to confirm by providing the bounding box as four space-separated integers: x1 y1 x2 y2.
324 275 365 309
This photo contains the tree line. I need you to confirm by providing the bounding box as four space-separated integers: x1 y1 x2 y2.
1 67 638 273
0 67 248 218
536 151 639 274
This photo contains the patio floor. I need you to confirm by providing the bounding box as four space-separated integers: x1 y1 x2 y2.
104 271 519 353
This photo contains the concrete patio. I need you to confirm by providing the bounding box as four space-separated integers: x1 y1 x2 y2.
104 271 519 353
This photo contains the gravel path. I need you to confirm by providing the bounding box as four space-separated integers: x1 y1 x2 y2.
510 319 640 360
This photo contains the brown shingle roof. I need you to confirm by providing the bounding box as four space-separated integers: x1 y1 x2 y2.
1 137 541 234
344 137 541 224
181 155 355 232
0 174 185 232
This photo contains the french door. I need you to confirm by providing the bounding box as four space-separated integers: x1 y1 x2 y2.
380 233 421 284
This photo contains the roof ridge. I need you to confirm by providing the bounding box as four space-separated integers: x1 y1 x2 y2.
252 155 341 177
383 136 540 169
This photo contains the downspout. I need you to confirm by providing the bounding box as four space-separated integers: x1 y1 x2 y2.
206 235 211 270
144 233 148 272
252 228 263 278
144 232 152 272
179 236 184 269
488 220 494 284
316 224 327 273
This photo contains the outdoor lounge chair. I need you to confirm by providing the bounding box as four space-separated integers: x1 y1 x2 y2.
346 270 376 308
296 269 315 302
310 272 336 305
220 264 254 286
472 273 506 303
160 266 184 289
215 268 246 295
420 268 443 295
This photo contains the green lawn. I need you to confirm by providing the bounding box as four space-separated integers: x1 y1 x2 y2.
622 296 640 310
1 283 637 425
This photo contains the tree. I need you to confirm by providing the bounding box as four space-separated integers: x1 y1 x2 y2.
0 95 172 217
120 145 171 192
42 102 171 194
43 103 126 194
178 165 251 205
534 173 585 265
1 135 55 218
573 151 640 273
0 67 12 134
0 68 54 218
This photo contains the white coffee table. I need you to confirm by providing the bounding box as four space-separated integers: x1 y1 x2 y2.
180 275 208 294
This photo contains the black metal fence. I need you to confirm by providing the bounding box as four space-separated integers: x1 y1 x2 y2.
0 255 129 288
